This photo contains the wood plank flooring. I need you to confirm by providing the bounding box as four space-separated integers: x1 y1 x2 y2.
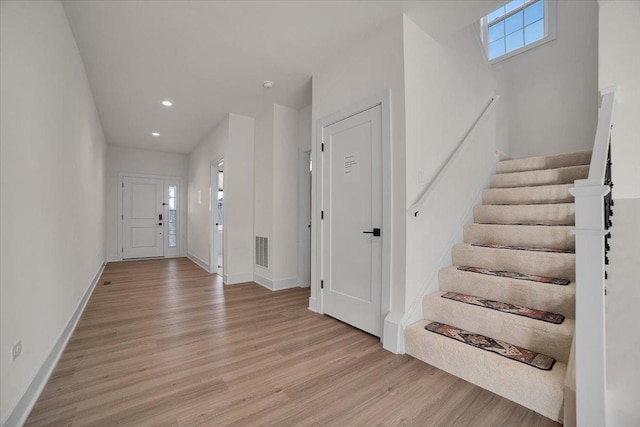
26 258 560 426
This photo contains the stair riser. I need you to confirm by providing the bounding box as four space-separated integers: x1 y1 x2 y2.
422 293 573 363
496 150 592 174
482 184 574 205
490 165 589 188
464 224 575 250
474 204 575 226
452 245 575 280
405 320 566 422
439 267 575 318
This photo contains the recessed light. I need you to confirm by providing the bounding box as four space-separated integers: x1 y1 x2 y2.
162 100 173 107
262 80 274 89
151 132 160 137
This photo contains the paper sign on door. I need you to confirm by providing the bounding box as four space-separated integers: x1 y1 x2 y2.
344 152 360 183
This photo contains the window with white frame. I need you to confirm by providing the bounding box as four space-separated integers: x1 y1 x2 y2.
483 0 557 62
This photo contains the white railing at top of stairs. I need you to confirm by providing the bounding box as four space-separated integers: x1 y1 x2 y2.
568 86 617 427
407 96 500 217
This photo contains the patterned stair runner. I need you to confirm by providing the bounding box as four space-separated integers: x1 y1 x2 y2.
441 292 564 324
456 266 571 286
425 322 556 370
471 243 575 254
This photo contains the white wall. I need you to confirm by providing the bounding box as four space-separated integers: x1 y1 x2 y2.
106 145 188 260
403 16 497 311
254 107 275 280
0 0 106 423
187 118 227 266
599 0 640 200
253 105 301 288
311 15 406 314
224 114 255 284
493 0 599 158
599 2 640 425
272 105 300 284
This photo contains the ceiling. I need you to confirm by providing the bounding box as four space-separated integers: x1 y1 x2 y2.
63 0 504 154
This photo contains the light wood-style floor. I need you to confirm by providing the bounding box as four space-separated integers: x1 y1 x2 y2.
26 258 560 426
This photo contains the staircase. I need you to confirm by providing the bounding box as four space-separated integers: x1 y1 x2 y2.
405 150 592 423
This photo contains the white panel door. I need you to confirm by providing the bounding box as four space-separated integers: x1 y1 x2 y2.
322 104 382 336
123 176 164 259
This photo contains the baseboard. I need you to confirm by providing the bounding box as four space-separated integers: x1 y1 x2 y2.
2 259 107 427
308 296 319 313
187 252 210 272
382 310 404 353
253 274 299 291
393 155 497 354
223 272 253 285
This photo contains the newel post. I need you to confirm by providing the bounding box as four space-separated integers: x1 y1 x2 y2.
569 180 610 427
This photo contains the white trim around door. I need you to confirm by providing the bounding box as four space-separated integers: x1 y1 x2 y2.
315 90 392 341
117 174 186 261
209 159 225 275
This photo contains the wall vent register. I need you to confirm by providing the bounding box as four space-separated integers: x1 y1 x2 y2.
256 236 269 269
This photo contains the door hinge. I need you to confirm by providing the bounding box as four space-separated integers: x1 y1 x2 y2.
122 214 124 220
321 143 324 152
321 211 324 220
321 280 324 289
122 182 124 188
121 248 123 253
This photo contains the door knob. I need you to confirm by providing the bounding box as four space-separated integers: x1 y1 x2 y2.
363 228 381 236
157 222 163 226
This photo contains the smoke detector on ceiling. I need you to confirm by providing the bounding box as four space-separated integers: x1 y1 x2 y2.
262 80 274 89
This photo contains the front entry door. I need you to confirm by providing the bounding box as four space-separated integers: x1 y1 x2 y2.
322 104 382 337
122 176 164 259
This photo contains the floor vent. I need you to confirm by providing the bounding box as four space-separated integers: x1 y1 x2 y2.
256 236 268 268
102 281 112 286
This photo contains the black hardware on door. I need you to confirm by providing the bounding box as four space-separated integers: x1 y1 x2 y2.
157 223 163 226
159 214 162 220
363 228 381 237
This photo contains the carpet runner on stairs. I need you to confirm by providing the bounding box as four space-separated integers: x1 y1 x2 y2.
405 149 589 423
425 322 556 370
456 266 571 286
470 243 575 254
441 292 565 324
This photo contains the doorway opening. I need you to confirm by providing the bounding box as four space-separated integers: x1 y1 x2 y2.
210 159 224 275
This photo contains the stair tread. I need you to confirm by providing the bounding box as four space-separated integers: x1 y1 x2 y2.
490 165 589 188
425 319 558 367
474 203 575 226
496 150 592 174
440 291 565 324
405 319 566 422
424 291 574 357
470 243 574 254
439 266 575 318
456 265 571 285
464 223 575 251
482 183 574 205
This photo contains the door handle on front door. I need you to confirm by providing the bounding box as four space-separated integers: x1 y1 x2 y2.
157 223 163 226
362 228 381 236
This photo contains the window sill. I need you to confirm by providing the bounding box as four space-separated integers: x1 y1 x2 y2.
489 33 557 65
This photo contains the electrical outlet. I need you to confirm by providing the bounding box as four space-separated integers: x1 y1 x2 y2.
11 340 22 363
